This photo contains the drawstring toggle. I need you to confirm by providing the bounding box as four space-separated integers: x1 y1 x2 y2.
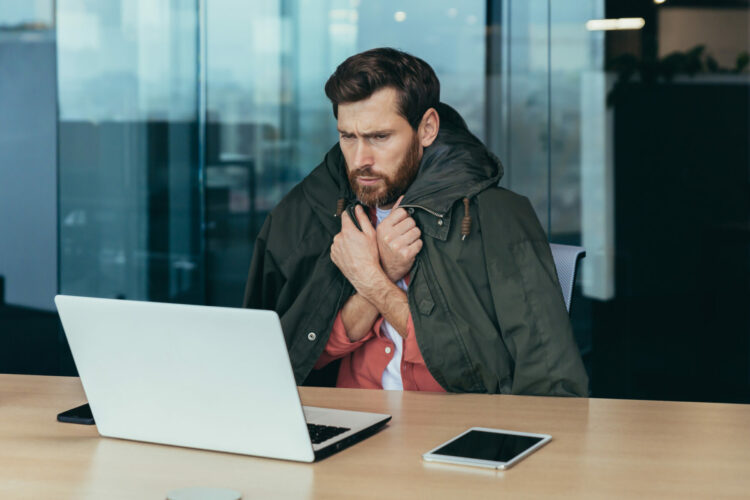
461 198 472 240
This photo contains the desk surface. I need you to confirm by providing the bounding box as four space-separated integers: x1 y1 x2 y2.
1 375 749 499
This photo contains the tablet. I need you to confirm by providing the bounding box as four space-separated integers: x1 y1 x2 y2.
422 427 551 470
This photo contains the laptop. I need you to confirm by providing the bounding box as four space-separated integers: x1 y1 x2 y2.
54 295 391 462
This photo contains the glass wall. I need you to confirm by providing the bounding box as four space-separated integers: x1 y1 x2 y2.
57 0 204 305
0 0 61 374
47 0 750 402
0 0 58 311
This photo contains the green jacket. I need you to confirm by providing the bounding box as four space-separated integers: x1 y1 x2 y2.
243 104 589 396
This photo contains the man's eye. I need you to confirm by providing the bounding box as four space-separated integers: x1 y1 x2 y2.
374 134 389 140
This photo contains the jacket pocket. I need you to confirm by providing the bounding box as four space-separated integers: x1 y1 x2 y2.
411 254 485 392
412 276 435 316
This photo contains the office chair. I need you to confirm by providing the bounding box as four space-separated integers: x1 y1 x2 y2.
549 244 586 313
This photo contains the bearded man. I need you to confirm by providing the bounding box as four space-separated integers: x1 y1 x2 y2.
243 48 588 396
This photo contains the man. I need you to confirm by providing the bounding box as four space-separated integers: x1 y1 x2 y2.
243 48 588 396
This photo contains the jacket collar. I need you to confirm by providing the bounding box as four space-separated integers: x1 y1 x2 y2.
399 103 503 216
304 103 503 239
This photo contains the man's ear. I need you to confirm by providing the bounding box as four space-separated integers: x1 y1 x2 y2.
418 107 440 148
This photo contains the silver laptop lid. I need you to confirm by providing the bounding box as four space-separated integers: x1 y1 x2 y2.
55 295 315 462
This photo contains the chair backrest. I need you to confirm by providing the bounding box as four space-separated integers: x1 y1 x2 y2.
549 243 586 313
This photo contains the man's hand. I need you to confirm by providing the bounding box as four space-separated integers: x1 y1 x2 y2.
331 203 411 339
331 205 387 291
376 196 423 282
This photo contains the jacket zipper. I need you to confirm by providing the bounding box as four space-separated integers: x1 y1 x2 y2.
399 203 445 218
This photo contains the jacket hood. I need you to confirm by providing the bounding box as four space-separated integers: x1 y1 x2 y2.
400 102 503 215
302 102 503 229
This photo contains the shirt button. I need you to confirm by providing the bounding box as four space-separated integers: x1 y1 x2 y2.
437 218 444 226
407 208 415 215
385 346 392 354
307 332 317 341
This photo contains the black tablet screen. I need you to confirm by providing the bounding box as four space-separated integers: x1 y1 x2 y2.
432 430 544 462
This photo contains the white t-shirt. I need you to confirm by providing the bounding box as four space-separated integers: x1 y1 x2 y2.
375 206 407 390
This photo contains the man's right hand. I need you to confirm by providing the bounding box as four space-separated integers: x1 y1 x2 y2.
376 196 423 282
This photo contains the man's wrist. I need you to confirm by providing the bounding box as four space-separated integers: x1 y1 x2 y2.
355 269 395 305
381 261 408 283
360 271 409 338
384 268 401 283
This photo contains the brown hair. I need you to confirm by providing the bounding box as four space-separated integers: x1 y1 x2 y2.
324 47 440 130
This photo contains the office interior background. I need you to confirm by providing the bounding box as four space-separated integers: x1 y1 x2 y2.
1 0 748 403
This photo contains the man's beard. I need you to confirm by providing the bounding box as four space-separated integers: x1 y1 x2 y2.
347 134 421 208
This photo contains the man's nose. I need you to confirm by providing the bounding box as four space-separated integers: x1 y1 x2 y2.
353 140 374 169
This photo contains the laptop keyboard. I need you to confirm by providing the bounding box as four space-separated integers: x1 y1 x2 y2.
307 423 350 444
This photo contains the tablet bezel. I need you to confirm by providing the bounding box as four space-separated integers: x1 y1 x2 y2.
421 427 552 470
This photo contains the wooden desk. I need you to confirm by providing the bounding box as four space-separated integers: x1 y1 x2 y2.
1 374 748 499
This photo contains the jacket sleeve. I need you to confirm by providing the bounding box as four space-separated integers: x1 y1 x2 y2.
242 207 350 383
242 214 285 310
481 192 590 397
313 311 377 368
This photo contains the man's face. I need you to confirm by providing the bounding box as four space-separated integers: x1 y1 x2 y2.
337 87 422 208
